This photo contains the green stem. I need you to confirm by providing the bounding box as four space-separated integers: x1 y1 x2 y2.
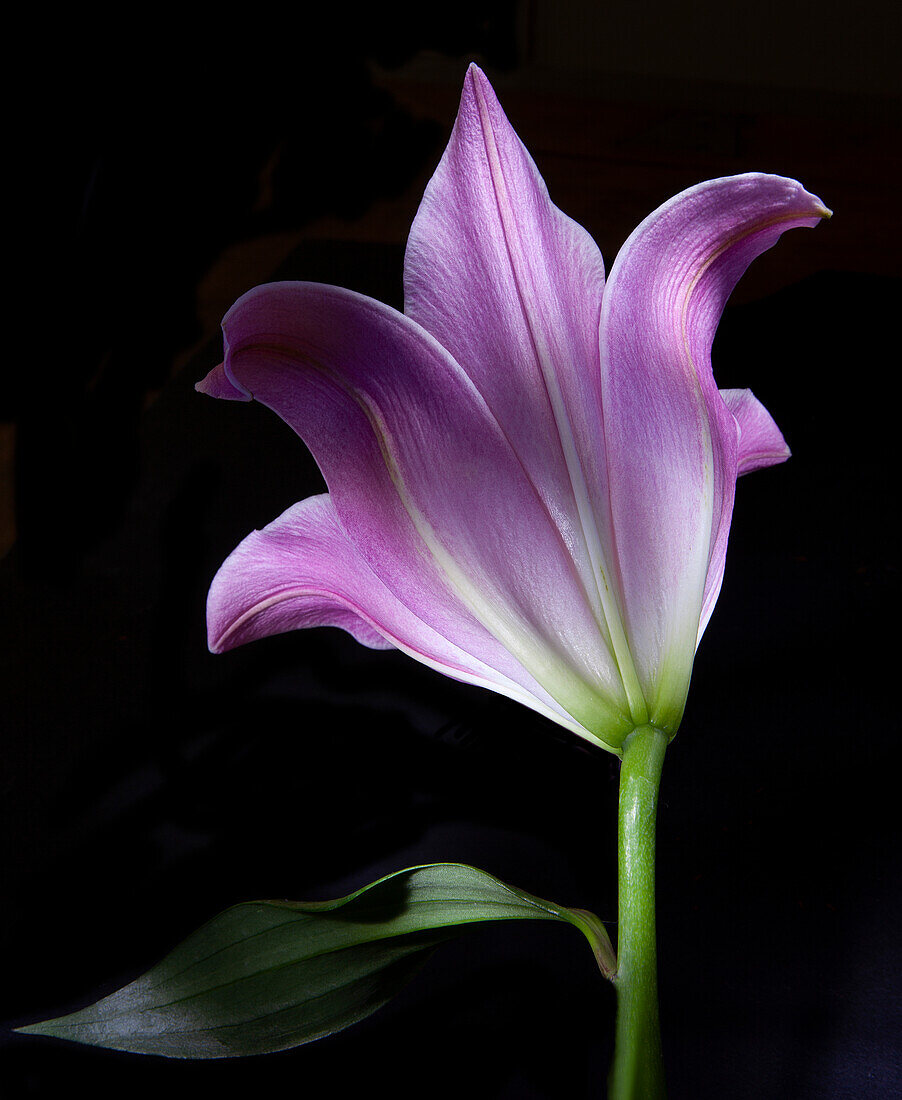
609 724 668 1100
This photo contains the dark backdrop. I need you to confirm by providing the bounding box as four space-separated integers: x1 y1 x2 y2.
3 5 899 1097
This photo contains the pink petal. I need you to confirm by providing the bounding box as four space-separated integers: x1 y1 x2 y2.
200 282 634 750
207 493 587 731
598 174 829 728
196 360 252 401
208 494 395 653
720 388 791 475
405 63 647 724
694 388 792 643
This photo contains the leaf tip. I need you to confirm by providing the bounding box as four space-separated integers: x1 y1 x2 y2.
14 1019 59 1038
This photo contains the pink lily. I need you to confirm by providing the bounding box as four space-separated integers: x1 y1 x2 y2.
197 64 829 755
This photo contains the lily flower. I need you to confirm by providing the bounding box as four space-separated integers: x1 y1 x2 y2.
197 65 829 754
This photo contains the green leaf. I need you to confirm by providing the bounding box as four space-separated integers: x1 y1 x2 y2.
17 862 614 1058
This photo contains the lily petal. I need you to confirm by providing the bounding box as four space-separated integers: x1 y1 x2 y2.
404 63 647 724
197 361 252 402
201 281 635 749
208 494 396 653
598 174 829 729
693 387 792 643
720 388 791 475
206 493 592 734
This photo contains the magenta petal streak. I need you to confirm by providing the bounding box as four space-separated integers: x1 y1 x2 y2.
198 64 828 753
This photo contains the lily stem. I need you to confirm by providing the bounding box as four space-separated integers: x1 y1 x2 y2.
609 724 668 1100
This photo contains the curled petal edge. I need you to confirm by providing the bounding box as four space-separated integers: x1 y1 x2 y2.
720 388 791 476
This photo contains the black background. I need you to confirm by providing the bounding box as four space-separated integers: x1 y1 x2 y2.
3 5 899 1097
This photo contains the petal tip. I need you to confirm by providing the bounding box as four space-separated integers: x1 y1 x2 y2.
797 183 831 221
196 362 253 402
462 61 496 106
206 615 230 654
